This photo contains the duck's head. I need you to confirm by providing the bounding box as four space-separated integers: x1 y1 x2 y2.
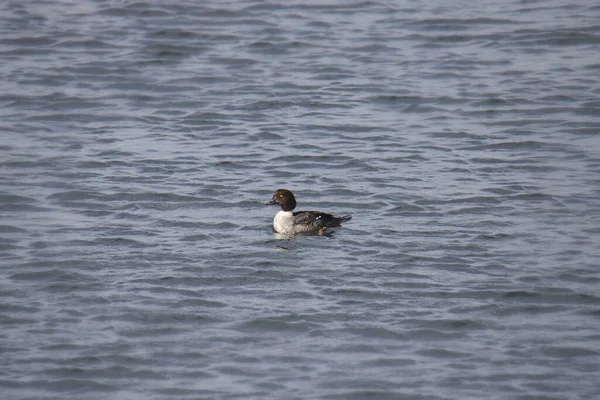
266 189 297 211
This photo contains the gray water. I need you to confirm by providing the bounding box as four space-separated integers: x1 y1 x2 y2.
1 1 600 399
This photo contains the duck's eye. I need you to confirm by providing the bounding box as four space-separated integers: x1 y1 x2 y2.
279 194 283 198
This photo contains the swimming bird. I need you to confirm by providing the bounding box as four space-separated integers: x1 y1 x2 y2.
266 189 352 235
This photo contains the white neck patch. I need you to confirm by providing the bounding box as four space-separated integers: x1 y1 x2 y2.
273 210 294 234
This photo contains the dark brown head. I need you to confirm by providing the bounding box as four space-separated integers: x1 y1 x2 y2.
266 189 297 211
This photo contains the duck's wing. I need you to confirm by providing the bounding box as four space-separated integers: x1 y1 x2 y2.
292 211 350 229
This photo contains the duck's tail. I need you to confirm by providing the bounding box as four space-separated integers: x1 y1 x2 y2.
338 215 352 223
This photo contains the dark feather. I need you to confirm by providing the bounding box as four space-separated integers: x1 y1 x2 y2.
293 211 352 230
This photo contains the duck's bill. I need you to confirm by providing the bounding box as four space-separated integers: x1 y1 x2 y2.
266 199 276 205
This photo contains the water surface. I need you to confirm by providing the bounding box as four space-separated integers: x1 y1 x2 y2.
1 1 599 399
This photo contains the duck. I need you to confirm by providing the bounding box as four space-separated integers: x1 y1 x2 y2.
266 189 352 235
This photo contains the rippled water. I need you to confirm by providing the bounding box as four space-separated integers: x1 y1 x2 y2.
2 1 600 399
